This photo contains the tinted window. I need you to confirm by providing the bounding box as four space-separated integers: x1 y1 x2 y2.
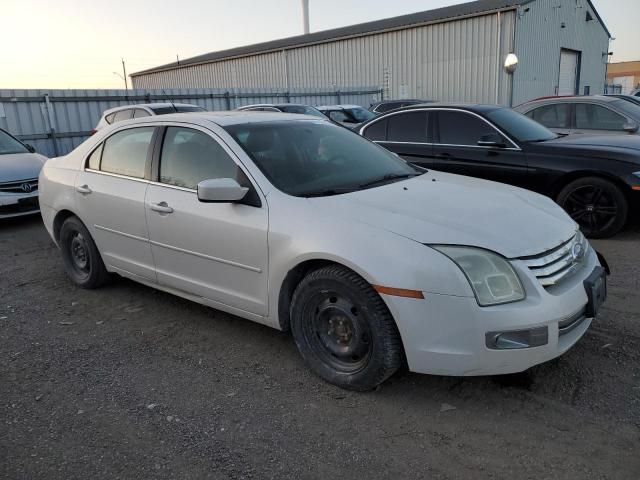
376 102 402 113
113 109 133 123
160 127 240 190
225 121 418 197
87 143 103 170
387 111 428 143
575 104 627 130
175 105 206 112
133 109 151 118
100 127 154 178
527 104 569 128
328 111 350 123
0 130 28 155
487 108 557 142
438 111 498 146
363 119 388 141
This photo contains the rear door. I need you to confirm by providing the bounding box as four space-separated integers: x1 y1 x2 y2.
432 109 528 187
74 126 157 281
361 110 433 167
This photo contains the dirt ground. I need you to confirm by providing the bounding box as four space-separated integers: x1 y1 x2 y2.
1 215 639 480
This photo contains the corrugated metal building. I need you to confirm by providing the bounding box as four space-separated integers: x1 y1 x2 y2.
130 0 611 106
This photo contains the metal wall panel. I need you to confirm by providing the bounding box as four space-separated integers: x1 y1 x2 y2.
131 11 517 105
0 87 381 157
512 0 609 105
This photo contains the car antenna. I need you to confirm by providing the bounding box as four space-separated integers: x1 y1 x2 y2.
161 88 177 112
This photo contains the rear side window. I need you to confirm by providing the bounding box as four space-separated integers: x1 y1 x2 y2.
387 111 428 143
105 113 116 124
362 119 388 141
575 104 627 130
328 111 350 123
526 104 569 128
160 127 241 190
113 109 133 123
133 109 151 118
437 111 498 146
87 143 103 170
100 127 154 178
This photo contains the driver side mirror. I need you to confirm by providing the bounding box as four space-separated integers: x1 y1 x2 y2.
477 133 507 148
25 144 36 153
197 178 248 203
623 122 639 133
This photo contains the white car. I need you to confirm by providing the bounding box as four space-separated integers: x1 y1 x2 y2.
1 128 47 218
94 103 206 131
39 112 608 390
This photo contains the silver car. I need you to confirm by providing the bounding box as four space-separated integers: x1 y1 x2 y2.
0 129 47 219
514 95 640 136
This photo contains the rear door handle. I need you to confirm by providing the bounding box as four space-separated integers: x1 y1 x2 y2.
76 185 92 194
149 202 174 214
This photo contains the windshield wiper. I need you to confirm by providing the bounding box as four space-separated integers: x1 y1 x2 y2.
358 172 421 189
301 187 356 198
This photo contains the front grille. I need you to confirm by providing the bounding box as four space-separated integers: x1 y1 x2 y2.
0 178 38 194
0 197 39 216
518 232 589 288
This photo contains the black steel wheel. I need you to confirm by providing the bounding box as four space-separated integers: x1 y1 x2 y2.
59 216 110 288
557 177 628 239
290 265 403 391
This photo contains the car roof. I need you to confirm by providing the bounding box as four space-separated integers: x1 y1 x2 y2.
103 111 327 127
378 102 503 113
102 103 199 115
239 103 315 109
517 95 619 108
317 104 364 110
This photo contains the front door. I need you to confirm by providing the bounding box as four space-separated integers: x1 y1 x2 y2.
74 126 156 281
432 110 528 188
145 125 269 316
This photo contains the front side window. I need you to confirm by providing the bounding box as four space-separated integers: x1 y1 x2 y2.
437 111 499 146
113 109 133 123
0 130 29 155
526 104 569 129
160 127 241 190
100 127 154 178
575 104 627 130
387 111 428 143
225 120 419 197
362 119 388 141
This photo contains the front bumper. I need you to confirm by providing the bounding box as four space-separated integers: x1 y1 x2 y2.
383 247 600 376
0 191 40 219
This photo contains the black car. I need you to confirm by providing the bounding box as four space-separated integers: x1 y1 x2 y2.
359 104 640 238
369 99 433 114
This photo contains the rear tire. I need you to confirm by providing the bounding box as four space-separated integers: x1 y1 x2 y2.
290 265 403 391
556 177 628 239
59 216 110 289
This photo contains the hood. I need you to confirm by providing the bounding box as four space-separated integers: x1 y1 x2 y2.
0 153 47 183
308 172 576 258
544 134 640 152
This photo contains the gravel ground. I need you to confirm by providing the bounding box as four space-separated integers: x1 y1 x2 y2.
1 215 639 480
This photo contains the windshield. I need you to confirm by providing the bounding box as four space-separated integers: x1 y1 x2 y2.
486 108 558 142
279 105 326 118
225 120 420 197
346 107 376 123
610 99 640 118
0 130 29 155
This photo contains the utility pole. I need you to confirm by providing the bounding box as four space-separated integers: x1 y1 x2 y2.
301 0 310 34
121 58 128 91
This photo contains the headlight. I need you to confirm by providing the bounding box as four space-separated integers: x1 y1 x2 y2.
432 246 525 306
633 171 640 179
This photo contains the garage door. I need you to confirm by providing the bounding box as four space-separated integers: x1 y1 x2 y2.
558 49 580 95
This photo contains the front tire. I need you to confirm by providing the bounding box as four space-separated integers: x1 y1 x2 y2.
557 177 628 239
290 265 403 391
59 216 110 289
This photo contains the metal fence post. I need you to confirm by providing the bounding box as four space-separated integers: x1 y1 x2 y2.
336 90 342 104
43 94 59 157
224 91 231 110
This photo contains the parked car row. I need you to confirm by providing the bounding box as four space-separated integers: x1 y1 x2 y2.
37 108 611 391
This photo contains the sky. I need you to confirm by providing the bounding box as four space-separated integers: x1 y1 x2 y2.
1 0 638 89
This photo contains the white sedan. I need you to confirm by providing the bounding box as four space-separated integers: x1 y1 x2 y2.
39 112 608 390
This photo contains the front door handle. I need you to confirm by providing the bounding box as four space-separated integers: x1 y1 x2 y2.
149 202 174 214
76 185 92 194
